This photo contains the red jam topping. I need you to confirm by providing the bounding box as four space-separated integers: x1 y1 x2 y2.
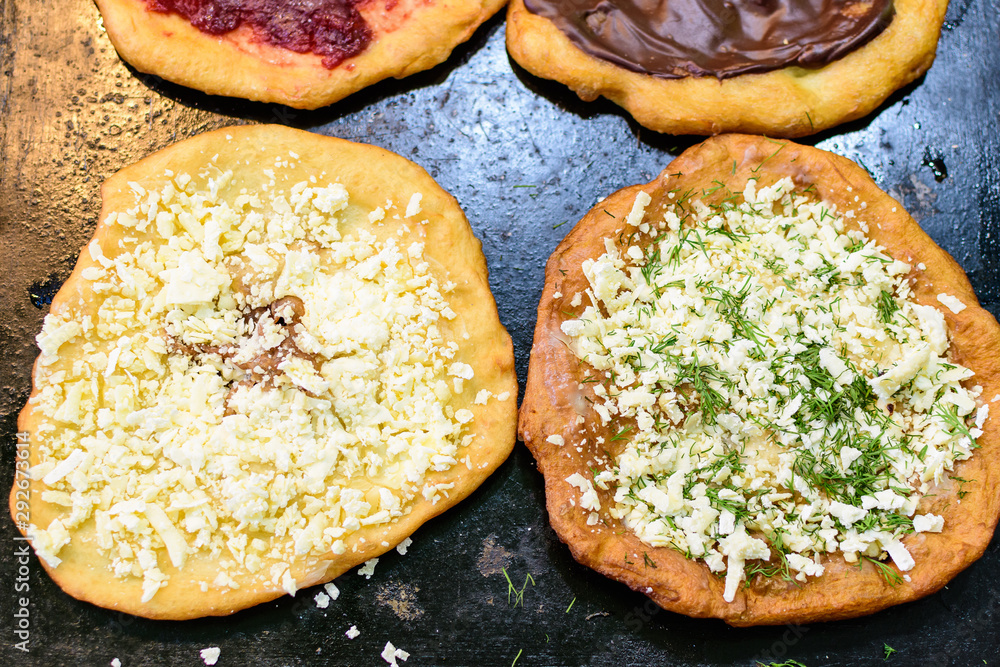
147 0 373 69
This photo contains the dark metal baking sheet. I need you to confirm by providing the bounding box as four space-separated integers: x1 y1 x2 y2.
1 0 998 664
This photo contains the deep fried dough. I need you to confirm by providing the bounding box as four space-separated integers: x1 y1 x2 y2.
519 135 1000 625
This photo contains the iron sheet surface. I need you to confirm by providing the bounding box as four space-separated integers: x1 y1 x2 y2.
1 0 998 664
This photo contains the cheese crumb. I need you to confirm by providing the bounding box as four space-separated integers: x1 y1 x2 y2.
912 513 944 533
358 558 379 579
381 641 410 666
324 582 340 600
625 191 652 227
405 194 422 218
884 541 915 571
396 537 412 555
315 591 331 608
565 473 601 511
200 648 221 666
937 293 967 313
346 625 360 639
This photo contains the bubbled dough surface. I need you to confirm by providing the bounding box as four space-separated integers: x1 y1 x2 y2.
518 134 1000 626
95 0 507 109
506 0 947 137
13 124 518 619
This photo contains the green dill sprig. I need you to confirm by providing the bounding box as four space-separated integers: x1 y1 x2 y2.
877 290 900 323
762 256 786 275
674 358 729 426
640 247 662 287
949 475 974 499
744 552 794 587
503 568 535 607
704 486 750 521
863 556 904 587
611 425 634 441
705 279 765 346
935 404 974 443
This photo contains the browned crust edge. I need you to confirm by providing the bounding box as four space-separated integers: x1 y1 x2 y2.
505 0 947 137
95 0 506 109
10 124 518 619
518 134 1000 626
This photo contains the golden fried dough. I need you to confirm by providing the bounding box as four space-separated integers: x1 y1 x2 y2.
506 0 947 137
96 0 505 108
12 124 517 619
519 134 1000 625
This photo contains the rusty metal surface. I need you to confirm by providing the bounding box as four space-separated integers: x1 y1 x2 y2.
1 0 999 664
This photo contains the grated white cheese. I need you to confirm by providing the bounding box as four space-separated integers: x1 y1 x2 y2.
381 641 410 666
200 648 220 666
405 193 422 219
566 473 601 511
396 537 413 555
346 625 360 639
561 179 984 596
23 164 478 602
625 191 652 227
324 582 340 600
937 293 967 314
358 558 379 579
912 513 944 533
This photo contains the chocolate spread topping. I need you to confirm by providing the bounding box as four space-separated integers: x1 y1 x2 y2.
147 0 372 69
522 0 894 79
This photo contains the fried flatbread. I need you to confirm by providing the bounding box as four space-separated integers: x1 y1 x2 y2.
519 134 1000 625
11 124 517 619
506 0 947 137
95 0 505 108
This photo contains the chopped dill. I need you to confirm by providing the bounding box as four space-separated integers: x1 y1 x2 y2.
936 404 973 442
762 256 786 275
877 290 899 323
611 425 634 441
503 568 536 607
949 475 974 499
863 556 904 587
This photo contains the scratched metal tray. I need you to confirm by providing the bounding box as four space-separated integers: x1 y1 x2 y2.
1 0 998 665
